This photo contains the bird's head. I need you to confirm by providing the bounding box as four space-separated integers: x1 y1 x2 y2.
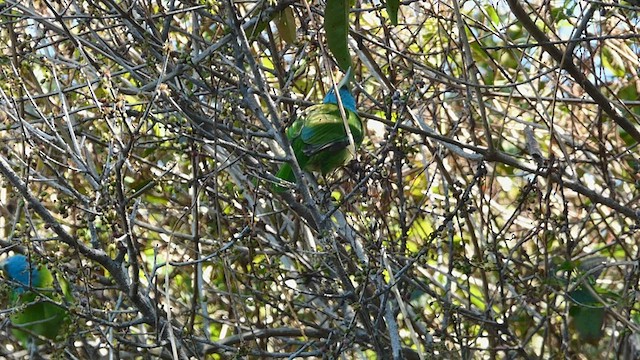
1 255 42 293
323 68 357 113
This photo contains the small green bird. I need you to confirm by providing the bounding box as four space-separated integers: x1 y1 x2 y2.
276 68 364 190
1 254 72 350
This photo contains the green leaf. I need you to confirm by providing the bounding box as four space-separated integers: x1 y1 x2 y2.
276 6 296 44
618 84 638 101
246 10 275 41
618 85 640 116
386 0 399 25
571 304 605 343
145 193 169 205
484 5 499 24
246 22 266 40
601 48 625 77
324 0 352 71
569 288 605 343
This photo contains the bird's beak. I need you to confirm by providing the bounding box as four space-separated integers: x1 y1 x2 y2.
338 67 353 89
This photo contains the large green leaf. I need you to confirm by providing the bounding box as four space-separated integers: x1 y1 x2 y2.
569 287 605 344
276 6 297 44
324 0 352 71
386 0 399 25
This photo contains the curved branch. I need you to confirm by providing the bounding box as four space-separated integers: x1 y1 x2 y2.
507 0 640 143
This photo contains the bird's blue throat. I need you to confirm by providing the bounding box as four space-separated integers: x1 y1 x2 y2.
2 255 41 293
323 87 357 113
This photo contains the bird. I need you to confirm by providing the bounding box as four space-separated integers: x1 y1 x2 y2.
1 254 72 350
275 68 364 191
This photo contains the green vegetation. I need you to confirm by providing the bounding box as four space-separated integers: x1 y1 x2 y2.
0 0 638 358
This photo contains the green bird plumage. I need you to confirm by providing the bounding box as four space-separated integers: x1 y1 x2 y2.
276 69 363 190
1 254 72 349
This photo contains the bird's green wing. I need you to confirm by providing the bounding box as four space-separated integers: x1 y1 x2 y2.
11 298 68 345
298 104 363 157
301 122 351 157
274 103 363 191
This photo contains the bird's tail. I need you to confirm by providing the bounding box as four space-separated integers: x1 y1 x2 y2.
274 164 295 192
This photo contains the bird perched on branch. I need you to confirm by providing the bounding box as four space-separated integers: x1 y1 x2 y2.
1 254 72 351
275 68 364 191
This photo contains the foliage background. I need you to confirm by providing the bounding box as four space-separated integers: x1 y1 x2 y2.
0 0 639 358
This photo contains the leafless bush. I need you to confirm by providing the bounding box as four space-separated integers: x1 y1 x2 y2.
0 0 639 358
